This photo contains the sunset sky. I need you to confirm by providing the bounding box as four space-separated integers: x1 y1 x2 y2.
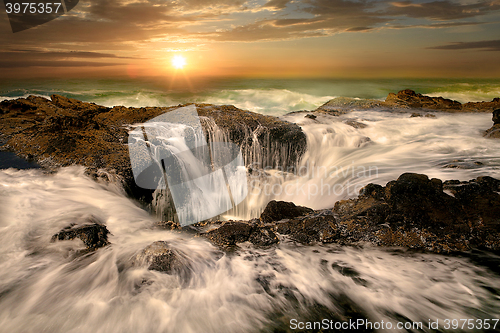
1 0 500 79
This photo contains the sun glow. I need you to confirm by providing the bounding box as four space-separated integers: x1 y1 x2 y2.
172 55 186 69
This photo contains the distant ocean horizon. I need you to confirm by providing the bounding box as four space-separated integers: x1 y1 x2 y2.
1 77 500 116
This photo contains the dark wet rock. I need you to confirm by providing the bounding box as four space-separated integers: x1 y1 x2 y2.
51 222 110 251
204 222 254 246
248 226 280 246
444 177 500 232
260 200 314 223
275 213 338 244
203 221 279 247
304 114 317 119
484 109 500 138
493 109 500 124
132 241 189 276
0 95 307 203
333 173 500 252
344 120 368 129
484 124 500 138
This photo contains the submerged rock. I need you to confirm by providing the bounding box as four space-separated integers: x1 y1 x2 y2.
51 222 110 251
132 241 188 275
344 119 368 128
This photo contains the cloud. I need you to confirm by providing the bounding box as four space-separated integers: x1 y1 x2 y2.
0 61 123 68
3 50 137 59
428 39 500 51
262 0 291 10
387 0 500 20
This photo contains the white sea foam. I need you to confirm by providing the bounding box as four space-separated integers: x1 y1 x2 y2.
0 167 499 332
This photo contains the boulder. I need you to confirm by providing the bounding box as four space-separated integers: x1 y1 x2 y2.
204 221 279 247
51 222 110 251
384 89 462 110
260 200 314 223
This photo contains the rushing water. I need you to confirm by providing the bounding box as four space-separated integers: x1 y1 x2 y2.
225 110 500 220
1 79 500 332
1 167 500 333
1 103 500 332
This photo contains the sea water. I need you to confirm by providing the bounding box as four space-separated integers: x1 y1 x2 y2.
1 78 500 332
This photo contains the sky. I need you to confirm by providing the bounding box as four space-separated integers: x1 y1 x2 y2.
1 0 500 79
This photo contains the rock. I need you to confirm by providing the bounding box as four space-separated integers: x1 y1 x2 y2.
248 226 280 246
204 222 254 246
442 159 484 169
484 109 500 138
484 124 500 138
410 112 436 118
463 99 500 112
444 177 500 232
51 222 110 251
493 109 500 125
0 95 307 203
384 89 462 111
333 173 500 252
203 221 279 247
316 97 382 111
304 114 317 119
275 214 338 244
133 241 189 276
310 90 499 114
344 120 367 129
260 200 314 223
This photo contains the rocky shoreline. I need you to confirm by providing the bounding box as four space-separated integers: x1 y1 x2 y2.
2 90 500 260
0 94 306 202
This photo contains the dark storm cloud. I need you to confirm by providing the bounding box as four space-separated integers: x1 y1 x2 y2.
428 39 500 51
387 0 500 20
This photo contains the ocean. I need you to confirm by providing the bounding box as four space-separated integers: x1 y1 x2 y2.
1 77 500 332
2 77 500 115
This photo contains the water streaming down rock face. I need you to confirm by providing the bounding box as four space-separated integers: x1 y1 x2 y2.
151 115 306 222
1 167 500 333
228 110 500 220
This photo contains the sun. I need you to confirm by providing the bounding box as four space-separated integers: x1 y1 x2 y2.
172 55 186 69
